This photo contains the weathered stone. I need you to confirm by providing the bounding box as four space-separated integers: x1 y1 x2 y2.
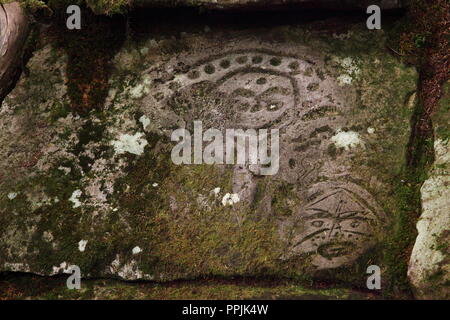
408 82 450 300
0 24 417 283
0 2 29 103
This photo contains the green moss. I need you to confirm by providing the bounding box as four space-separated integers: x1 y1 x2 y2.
435 82 450 142
251 179 267 210
70 119 108 173
327 143 338 159
113 132 172 215
270 182 299 217
0 273 371 300
13 0 130 16
381 94 434 297
48 101 71 123
85 0 130 15
106 136 285 279
0 160 84 273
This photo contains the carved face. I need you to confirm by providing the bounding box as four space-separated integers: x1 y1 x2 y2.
289 182 384 268
212 69 297 128
161 50 305 130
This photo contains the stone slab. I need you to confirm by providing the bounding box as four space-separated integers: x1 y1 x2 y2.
0 25 417 282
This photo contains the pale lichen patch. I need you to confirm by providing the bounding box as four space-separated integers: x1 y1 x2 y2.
331 130 364 150
3 263 30 273
7 192 18 200
332 31 353 40
108 255 153 280
129 76 152 99
69 189 83 208
337 74 353 86
334 57 360 86
58 166 72 175
111 133 148 156
52 262 72 275
78 240 88 252
42 231 54 243
132 246 142 255
222 193 240 206
139 115 151 130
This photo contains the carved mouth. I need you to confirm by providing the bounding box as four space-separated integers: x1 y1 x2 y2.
317 242 353 259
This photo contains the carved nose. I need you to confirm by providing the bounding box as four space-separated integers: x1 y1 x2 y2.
328 224 342 239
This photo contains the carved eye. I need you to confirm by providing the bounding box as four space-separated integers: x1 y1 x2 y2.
311 220 324 228
350 220 360 228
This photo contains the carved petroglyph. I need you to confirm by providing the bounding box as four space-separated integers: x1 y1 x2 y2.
286 182 386 268
157 49 307 131
144 47 386 268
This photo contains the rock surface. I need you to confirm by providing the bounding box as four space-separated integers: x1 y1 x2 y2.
408 82 450 299
0 2 29 102
0 23 417 283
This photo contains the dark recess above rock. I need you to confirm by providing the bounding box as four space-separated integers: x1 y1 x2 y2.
132 0 405 10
